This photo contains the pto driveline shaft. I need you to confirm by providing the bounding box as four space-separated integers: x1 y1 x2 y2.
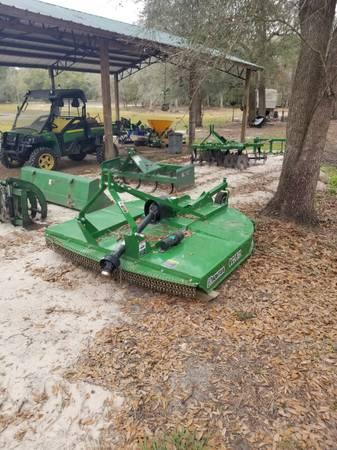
100 207 157 276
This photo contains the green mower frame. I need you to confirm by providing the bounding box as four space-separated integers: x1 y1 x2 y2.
46 161 254 297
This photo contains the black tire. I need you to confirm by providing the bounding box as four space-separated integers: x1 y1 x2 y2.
96 145 105 164
96 143 119 164
68 153 87 161
214 191 228 205
25 147 59 170
0 147 24 168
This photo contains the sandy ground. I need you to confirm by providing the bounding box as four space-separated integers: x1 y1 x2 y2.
0 153 327 449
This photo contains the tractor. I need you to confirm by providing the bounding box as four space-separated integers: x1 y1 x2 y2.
0 89 113 170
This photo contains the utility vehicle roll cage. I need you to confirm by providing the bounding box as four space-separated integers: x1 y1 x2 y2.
13 89 88 132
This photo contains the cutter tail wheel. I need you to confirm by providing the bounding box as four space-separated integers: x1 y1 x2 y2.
214 191 228 205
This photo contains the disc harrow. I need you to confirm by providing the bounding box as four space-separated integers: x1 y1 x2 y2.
191 126 249 169
192 125 286 169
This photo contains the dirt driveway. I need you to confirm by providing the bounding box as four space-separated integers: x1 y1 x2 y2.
0 122 335 449
0 153 291 449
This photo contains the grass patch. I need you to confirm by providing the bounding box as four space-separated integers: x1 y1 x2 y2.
234 310 256 322
140 430 208 450
321 164 337 193
0 102 243 132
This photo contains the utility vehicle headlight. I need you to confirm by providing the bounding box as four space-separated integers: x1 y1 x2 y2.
24 136 34 144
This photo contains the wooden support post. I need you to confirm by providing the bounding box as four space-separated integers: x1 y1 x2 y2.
240 68 252 143
113 73 120 122
188 63 198 147
99 39 117 159
49 67 55 91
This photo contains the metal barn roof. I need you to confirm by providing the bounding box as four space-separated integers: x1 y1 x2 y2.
0 0 262 78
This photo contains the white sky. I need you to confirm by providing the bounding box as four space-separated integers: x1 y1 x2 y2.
40 0 143 24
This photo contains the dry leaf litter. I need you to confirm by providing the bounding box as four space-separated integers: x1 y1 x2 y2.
63 192 337 449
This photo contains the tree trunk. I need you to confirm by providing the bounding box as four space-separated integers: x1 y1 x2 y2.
256 0 267 117
219 93 224 109
188 64 198 146
264 0 337 224
196 90 203 127
258 71 266 116
248 72 257 124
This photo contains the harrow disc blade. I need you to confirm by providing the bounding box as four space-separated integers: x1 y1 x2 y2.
236 154 249 171
223 153 231 168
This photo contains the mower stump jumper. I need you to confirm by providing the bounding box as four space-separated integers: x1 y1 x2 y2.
45 161 254 297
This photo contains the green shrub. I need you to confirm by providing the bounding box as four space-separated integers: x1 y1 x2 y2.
328 175 337 194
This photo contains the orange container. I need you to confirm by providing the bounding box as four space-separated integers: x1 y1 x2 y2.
147 119 173 135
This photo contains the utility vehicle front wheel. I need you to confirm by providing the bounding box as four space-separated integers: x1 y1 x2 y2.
26 147 59 170
0 148 24 169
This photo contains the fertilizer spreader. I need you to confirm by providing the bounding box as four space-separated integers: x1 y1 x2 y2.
45 161 254 297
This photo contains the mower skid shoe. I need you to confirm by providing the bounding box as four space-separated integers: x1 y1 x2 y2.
195 290 220 303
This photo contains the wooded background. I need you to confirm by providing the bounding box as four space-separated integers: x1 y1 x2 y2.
0 0 299 114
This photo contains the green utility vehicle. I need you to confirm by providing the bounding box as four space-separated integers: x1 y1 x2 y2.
0 89 110 170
